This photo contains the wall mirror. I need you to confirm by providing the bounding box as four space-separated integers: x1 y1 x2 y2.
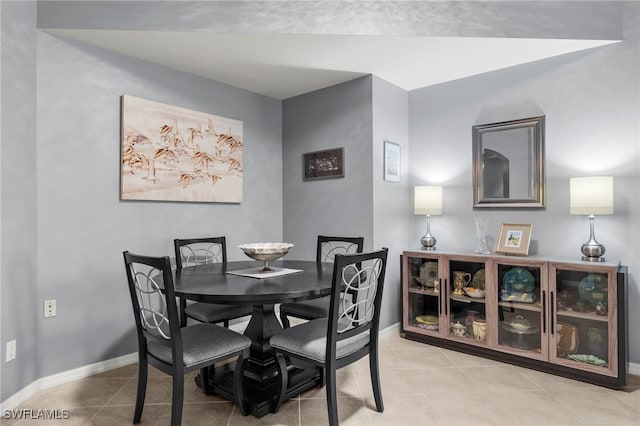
472 116 545 208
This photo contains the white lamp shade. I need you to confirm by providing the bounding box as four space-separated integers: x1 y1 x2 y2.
570 176 614 215
414 186 443 215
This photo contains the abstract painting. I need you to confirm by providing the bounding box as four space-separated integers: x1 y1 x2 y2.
120 95 243 202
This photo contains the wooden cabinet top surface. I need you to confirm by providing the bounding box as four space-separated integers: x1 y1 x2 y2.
402 249 622 270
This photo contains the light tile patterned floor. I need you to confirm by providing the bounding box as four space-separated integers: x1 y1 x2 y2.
6 333 640 425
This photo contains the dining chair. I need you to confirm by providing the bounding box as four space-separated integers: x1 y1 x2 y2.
174 237 253 327
123 251 251 426
270 248 388 426
279 236 364 328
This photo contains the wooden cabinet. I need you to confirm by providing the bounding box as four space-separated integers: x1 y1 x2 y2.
401 250 627 387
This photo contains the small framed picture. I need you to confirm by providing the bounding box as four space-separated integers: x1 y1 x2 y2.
383 140 401 182
496 223 533 256
303 147 344 180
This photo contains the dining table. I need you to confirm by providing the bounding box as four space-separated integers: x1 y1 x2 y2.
173 259 335 418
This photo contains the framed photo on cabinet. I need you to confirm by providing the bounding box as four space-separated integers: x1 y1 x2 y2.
496 223 532 255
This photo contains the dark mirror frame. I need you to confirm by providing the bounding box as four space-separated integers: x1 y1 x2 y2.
472 116 545 208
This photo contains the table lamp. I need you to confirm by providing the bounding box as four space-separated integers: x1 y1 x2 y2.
414 186 443 250
569 176 614 262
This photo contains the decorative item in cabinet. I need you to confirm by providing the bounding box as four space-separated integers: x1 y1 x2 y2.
451 321 467 337
452 271 471 295
402 253 442 336
501 314 541 351
586 326 608 359
447 258 488 343
472 317 487 341
494 261 546 360
550 261 625 383
417 261 438 289
573 273 608 315
555 270 609 317
463 287 485 298
415 314 439 331
556 322 579 356
500 267 536 303
472 268 486 290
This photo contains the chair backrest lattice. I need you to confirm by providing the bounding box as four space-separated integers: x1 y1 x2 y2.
174 237 227 269
328 249 388 341
337 258 383 333
317 236 364 263
124 252 181 345
131 263 171 339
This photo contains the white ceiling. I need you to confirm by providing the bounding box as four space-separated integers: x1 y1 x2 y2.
49 29 618 99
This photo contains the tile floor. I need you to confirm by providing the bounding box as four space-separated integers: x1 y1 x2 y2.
5 332 640 425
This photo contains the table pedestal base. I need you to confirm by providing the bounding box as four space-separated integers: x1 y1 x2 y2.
197 304 323 418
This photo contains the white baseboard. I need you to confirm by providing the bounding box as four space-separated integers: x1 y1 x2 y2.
379 321 400 337
0 352 138 411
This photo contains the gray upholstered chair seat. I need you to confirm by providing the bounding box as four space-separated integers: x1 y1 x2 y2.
184 302 253 324
149 323 251 367
270 319 369 364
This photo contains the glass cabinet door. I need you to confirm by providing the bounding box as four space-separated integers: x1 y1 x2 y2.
495 261 548 360
446 258 488 344
403 254 442 335
550 264 618 377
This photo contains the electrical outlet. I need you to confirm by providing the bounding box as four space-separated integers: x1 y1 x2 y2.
44 299 57 318
6 340 16 362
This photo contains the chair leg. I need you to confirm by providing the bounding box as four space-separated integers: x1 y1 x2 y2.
315 366 326 387
272 352 289 413
133 355 148 424
325 365 338 426
279 312 291 329
179 298 187 327
234 353 250 416
170 373 184 426
370 349 384 413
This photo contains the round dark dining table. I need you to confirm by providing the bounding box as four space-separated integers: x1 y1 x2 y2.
173 259 334 417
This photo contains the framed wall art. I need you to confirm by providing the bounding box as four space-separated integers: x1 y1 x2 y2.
303 147 344 180
383 140 400 182
496 223 533 256
120 95 243 203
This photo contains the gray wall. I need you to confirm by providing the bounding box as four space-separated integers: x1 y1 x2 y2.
33 33 282 380
409 10 640 362
1 1 39 402
282 75 410 330
282 76 374 261
372 76 410 329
